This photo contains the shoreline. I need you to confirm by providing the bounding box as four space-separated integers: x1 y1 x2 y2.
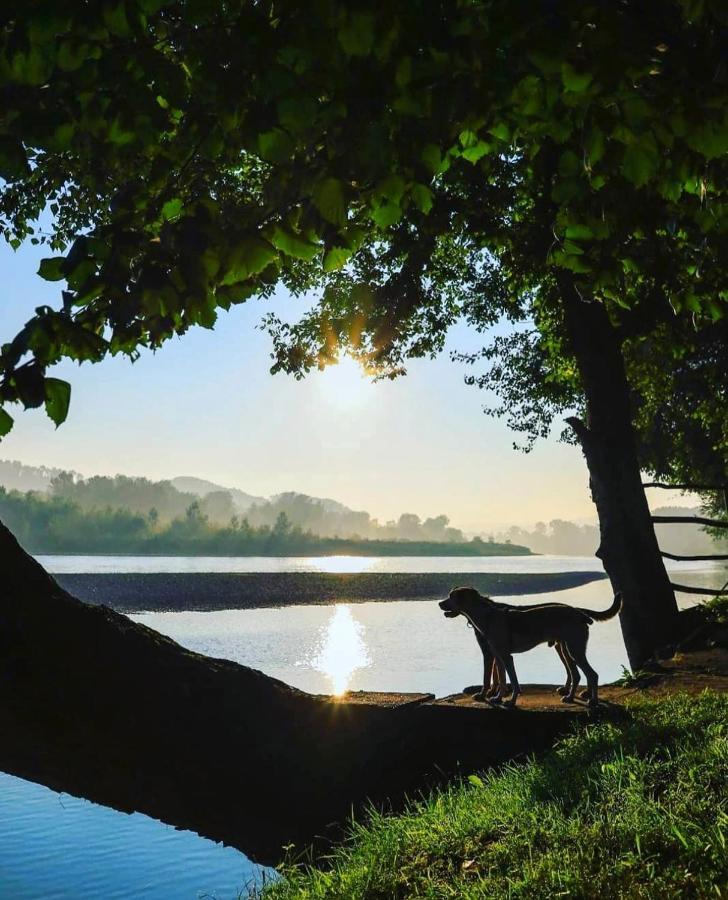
54 570 607 614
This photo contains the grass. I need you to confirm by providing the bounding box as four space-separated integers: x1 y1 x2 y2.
262 692 728 899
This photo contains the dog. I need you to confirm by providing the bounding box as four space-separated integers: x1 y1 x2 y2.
439 587 622 708
465 601 578 702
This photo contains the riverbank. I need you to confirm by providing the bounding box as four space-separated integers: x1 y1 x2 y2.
54 570 606 613
264 685 728 899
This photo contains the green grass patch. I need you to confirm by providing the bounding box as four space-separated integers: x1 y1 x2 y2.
263 692 728 898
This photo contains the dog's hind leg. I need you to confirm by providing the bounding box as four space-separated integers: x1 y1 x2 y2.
554 641 580 697
564 630 599 707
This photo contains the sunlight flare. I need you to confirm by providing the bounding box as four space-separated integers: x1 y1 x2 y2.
310 604 370 695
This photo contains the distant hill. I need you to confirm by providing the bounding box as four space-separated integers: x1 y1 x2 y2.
171 477 264 512
0 459 78 494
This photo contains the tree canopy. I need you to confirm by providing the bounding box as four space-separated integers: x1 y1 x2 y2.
1 0 725 456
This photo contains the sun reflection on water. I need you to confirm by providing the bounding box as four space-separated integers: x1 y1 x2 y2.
310 604 371 694
306 556 378 574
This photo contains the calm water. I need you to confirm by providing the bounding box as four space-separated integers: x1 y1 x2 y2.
5 554 726 898
0 772 273 899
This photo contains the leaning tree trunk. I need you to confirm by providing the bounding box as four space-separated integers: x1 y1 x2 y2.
560 284 679 668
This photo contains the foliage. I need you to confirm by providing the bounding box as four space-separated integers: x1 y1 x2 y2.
0 1 726 452
263 692 728 899
0 486 528 556
702 594 728 626
49 471 225 520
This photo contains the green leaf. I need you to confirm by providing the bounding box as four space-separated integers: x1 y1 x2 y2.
269 226 320 261
338 13 375 56
584 128 605 166
458 129 479 149
395 57 412 87
462 141 490 163
38 258 66 281
561 63 593 92
0 408 14 438
621 136 658 187
410 183 433 214
686 122 728 160
103 3 131 36
421 144 447 175
0 137 30 180
370 200 402 228
312 178 347 227
57 40 89 72
376 175 406 204
44 378 71 427
559 150 581 177
257 128 294 163
565 224 593 240
50 123 74 152
221 237 277 284
323 246 351 272
562 239 584 255
489 122 511 143
161 198 184 221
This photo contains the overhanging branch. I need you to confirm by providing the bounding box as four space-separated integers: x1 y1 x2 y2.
652 515 728 529
661 551 728 562
643 481 728 492
670 582 728 596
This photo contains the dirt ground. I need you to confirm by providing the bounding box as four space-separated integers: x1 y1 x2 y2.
432 648 728 713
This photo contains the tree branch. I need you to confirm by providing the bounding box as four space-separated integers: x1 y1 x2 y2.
661 551 728 562
670 582 728 596
643 481 727 491
652 515 728 529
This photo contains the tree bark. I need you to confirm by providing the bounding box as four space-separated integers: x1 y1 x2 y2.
560 284 679 668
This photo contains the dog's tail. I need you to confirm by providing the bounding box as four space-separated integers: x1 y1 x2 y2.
577 592 623 623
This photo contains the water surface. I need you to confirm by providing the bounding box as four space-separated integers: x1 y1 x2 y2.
0 772 272 899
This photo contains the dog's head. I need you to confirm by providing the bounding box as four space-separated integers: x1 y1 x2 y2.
438 586 486 619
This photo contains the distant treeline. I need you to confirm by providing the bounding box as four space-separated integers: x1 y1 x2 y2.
17 466 472 543
0 488 530 557
491 512 728 557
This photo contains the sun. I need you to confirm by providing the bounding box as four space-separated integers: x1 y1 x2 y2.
315 355 372 412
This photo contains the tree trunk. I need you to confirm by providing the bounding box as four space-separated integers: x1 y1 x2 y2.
560 284 679 668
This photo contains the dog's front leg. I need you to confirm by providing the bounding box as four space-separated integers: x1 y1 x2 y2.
487 655 509 705
472 629 494 702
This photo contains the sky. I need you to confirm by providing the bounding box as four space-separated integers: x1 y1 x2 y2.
0 238 690 533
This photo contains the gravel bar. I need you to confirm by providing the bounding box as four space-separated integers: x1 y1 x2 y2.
55 570 607 613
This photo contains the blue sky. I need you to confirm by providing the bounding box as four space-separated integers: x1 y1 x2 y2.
1 236 612 531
